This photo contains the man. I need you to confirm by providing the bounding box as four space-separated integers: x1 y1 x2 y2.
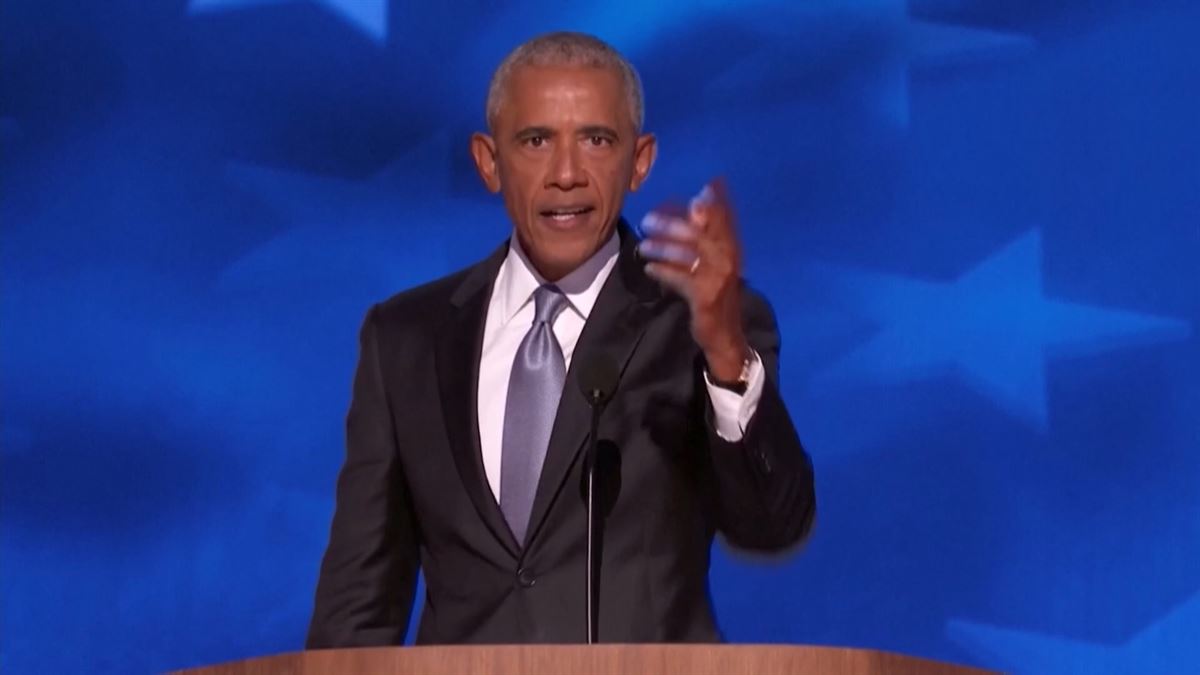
307 31 815 646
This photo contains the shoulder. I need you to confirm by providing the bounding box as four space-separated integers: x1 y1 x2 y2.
373 265 475 325
364 246 501 339
739 282 777 327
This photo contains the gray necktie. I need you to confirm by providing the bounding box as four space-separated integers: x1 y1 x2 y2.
500 284 569 546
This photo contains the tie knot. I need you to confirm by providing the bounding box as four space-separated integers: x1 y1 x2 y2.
532 285 568 326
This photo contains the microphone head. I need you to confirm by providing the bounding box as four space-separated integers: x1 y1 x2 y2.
577 353 619 405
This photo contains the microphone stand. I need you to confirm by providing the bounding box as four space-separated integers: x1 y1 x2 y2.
578 354 616 645
584 390 603 645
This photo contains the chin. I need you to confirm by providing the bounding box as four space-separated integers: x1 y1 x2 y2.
523 237 598 280
547 245 593 271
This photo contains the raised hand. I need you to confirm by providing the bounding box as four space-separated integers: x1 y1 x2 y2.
638 178 751 383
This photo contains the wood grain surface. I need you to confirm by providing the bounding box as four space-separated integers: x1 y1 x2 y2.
173 644 997 675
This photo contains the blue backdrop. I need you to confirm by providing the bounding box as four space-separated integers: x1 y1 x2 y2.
2 1 1197 673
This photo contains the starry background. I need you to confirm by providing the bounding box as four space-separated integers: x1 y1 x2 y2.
1 1 1197 673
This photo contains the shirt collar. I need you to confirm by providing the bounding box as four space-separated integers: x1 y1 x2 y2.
496 229 621 327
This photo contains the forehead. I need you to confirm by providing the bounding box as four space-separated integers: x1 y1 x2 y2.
499 64 630 127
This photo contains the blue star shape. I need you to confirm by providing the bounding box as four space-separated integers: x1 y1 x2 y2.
809 229 1192 429
189 0 388 43
947 590 1200 673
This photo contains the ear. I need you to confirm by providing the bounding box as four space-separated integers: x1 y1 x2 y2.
628 133 658 192
470 132 501 193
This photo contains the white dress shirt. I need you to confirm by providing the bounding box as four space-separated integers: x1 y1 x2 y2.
477 230 766 501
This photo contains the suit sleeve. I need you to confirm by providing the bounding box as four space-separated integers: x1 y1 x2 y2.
306 305 420 648
705 287 817 552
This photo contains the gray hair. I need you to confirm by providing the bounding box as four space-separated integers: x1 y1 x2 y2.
486 31 645 133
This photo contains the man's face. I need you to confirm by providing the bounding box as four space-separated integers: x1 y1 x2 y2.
471 64 656 280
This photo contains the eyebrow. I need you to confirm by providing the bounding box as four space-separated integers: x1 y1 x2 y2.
512 125 621 142
514 126 555 141
578 125 619 140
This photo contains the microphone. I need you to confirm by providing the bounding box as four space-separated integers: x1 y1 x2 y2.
576 353 618 644
578 353 619 406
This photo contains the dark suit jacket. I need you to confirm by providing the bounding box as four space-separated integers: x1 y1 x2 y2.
306 223 815 646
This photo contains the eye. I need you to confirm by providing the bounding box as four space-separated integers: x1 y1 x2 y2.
525 135 547 148
588 135 612 147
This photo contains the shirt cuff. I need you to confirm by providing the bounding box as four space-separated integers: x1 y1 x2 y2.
703 350 766 442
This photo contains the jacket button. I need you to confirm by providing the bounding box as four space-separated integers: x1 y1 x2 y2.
516 567 536 588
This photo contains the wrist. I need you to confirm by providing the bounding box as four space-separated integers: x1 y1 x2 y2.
705 338 752 384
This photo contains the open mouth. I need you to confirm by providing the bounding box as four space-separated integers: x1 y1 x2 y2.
539 205 596 224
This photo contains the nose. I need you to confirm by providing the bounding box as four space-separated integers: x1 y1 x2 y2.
546 141 587 191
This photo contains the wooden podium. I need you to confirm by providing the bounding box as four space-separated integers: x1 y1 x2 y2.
174 644 994 675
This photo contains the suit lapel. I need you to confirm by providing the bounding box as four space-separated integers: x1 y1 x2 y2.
524 222 662 547
435 242 521 558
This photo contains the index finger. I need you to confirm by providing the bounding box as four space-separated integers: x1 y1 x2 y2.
691 177 738 240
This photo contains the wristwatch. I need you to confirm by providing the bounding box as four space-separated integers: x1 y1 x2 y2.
709 354 753 395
